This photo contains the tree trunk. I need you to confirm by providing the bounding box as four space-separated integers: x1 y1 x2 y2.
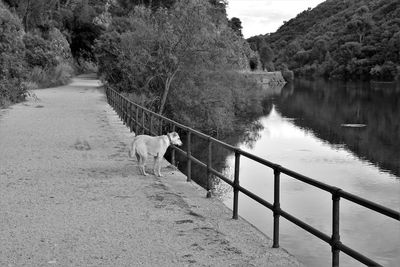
23 0 31 32
158 69 178 115
158 77 171 115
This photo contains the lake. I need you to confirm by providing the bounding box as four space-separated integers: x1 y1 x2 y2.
175 79 399 267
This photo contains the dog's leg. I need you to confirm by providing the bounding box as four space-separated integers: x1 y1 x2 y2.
138 154 148 176
141 157 148 176
155 157 163 177
153 156 158 176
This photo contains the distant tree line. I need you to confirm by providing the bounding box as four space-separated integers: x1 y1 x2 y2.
247 0 400 81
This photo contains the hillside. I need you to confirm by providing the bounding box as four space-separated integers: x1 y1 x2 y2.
248 0 400 81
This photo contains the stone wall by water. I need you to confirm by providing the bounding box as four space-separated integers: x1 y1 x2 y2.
241 71 286 85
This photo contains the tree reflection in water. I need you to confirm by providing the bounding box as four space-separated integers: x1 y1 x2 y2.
167 79 399 196
277 79 400 177
164 85 278 194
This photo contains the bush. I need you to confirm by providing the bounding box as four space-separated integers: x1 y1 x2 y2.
51 63 74 86
28 63 74 88
23 28 74 88
48 28 73 64
0 81 28 107
370 61 398 81
28 66 47 86
282 69 295 81
23 33 58 68
74 57 98 74
0 4 28 106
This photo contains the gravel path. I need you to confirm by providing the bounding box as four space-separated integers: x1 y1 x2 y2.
0 76 301 266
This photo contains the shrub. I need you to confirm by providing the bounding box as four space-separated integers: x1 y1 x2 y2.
0 4 28 106
28 66 47 86
51 63 74 86
74 57 98 74
370 61 398 81
48 28 73 64
282 69 295 81
24 28 74 88
23 33 58 68
28 63 74 88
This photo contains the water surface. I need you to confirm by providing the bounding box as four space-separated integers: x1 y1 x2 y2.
215 79 400 266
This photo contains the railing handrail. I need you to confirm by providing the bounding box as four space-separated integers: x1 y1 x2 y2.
106 87 400 267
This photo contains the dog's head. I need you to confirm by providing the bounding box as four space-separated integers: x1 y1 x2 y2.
168 132 183 146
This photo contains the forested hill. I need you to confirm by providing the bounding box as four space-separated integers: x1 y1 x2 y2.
248 0 400 81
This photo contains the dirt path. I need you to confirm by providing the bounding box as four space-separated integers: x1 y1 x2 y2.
0 76 301 266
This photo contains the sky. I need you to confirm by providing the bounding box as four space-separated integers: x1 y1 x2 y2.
226 0 326 38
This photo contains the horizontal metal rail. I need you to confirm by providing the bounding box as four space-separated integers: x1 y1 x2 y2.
106 87 400 267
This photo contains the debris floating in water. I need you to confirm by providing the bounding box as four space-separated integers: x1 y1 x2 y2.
340 124 367 128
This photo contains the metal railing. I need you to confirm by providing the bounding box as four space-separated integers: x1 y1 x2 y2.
106 87 400 267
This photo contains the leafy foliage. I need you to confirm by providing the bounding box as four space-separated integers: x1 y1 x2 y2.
228 17 243 37
0 2 28 105
248 0 400 81
23 33 58 68
95 0 263 135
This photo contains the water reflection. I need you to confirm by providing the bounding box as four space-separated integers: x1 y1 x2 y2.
170 119 266 190
168 83 283 190
168 79 399 266
277 79 400 177
173 79 400 188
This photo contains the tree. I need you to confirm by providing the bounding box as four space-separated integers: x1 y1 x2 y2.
346 16 373 43
259 45 274 71
311 37 328 62
113 0 246 114
3 0 59 32
95 0 264 135
23 33 58 68
228 17 243 37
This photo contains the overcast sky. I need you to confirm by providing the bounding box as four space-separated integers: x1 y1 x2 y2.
226 0 326 38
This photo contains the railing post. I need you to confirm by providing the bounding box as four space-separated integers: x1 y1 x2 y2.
119 94 121 113
186 131 191 182
126 101 130 129
122 97 126 125
171 124 176 165
114 90 116 106
135 106 139 135
116 93 119 114
159 117 163 135
149 113 153 135
118 94 122 118
124 98 128 125
233 151 240 219
115 93 119 115
141 108 145 134
273 166 281 248
110 89 113 108
206 138 212 198
129 102 134 132
332 188 341 267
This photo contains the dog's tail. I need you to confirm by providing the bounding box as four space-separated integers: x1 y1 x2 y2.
129 137 136 158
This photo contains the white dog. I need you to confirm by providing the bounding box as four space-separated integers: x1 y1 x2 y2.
129 132 183 177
